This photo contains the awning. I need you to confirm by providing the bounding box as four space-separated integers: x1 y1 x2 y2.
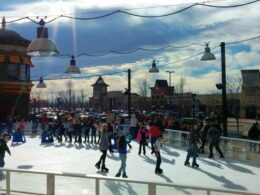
21 56 34 67
0 54 5 63
0 54 34 67
9 55 20 64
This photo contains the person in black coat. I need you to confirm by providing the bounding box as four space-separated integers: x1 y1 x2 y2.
184 122 201 168
0 133 11 180
208 122 224 159
248 122 260 152
198 119 211 154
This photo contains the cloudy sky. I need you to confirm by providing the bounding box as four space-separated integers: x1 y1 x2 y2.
1 0 260 99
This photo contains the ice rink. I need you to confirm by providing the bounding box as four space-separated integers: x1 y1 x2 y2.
1 136 260 195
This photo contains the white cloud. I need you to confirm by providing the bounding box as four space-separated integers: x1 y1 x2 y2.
8 0 260 99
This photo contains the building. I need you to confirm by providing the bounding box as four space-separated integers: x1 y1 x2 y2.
150 80 174 108
241 69 260 119
89 76 143 111
0 17 34 119
89 76 109 110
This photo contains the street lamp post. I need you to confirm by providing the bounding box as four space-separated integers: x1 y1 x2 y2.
33 98 36 117
201 42 228 136
220 42 228 137
166 71 174 108
191 93 196 118
128 69 131 122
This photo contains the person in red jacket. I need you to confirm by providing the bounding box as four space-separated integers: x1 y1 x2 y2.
148 123 161 154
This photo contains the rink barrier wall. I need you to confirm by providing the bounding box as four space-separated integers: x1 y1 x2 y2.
164 129 260 163
1 122 260 162
0 168 259 195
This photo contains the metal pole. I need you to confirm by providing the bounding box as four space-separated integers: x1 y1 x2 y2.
221 42 228 137
191 94 196 118
169 72 172 106
128 69 131 121
33 98 36 117
192 97 195 118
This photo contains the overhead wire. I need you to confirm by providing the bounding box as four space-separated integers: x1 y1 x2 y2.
4 0 260 24
31 33 260 80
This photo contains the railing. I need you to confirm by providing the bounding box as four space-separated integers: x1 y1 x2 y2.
164 129 260 163
2 122 260 163
0 168 259 195
0 122 131 136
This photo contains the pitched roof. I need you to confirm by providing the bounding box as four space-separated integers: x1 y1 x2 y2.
155 80 168 87
91 76 109 86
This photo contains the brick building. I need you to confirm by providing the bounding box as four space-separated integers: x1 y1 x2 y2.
150 80 174 108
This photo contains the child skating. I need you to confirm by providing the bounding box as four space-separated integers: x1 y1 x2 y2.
115 135 130 178
154 134 163 174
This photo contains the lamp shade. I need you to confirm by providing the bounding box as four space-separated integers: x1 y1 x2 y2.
27 20 59 56
36 77 47 88
149 60 159 73
201 44 216 61
65 55 81 74
27 37 59 56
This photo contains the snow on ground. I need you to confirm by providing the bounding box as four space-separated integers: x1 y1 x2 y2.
0 136 260 195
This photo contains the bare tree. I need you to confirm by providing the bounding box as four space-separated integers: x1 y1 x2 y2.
56 80 75 111
175 75 186 94
80 88 87 109
227 76 242 132
227 77 242 100
139 78 148 97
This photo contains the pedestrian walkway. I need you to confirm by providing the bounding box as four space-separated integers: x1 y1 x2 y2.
1 137 260 194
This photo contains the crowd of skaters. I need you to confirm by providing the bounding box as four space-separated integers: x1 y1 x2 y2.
0 112 244 179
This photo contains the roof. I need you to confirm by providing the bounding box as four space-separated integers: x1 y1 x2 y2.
155 80 168 87
241 69 260 74
0 17 30 47
91 76 109 86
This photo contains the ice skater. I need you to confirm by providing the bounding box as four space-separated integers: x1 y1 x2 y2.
184 122 200 168
95 124 110 172
115 135 130 178
154 134 164 174
137 124 148 155
208 121 224 159
149 123 161 154
0 133 11 180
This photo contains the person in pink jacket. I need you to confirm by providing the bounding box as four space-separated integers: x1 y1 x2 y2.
136 123 148 155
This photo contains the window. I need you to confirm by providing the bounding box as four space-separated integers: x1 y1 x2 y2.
26 65 30 81
20 64 26 81
8 64 18 80
243 75 257 84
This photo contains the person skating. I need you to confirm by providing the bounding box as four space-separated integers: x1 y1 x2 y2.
115 135 130 178
137 124 148 155
148 123 161 154
198 118 211 154
95 124 110 172
0 133 11 180
208 121 224 159
248 122 260 152
154 134 164 174
90 119 97 143
107 123 114 153
64 119 73 143
130 115 139 138
96 121 102 143
184 122 200 168
83 118 90 143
